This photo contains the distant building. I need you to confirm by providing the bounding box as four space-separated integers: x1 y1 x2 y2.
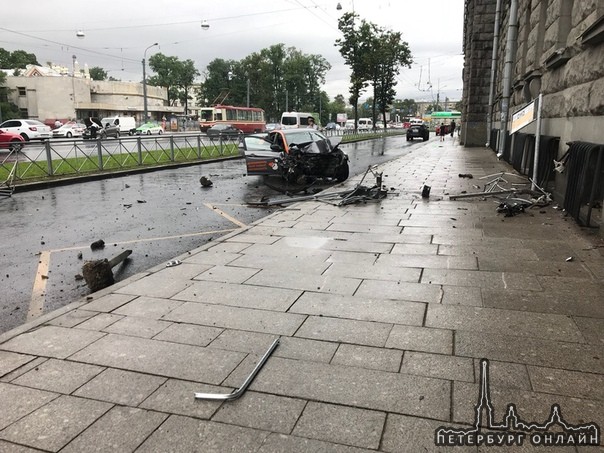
1 64 183 124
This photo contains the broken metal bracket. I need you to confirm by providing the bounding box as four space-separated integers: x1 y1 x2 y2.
194 338 279 401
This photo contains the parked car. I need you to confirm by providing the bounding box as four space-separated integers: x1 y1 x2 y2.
82 117 120 140
206 124 242 139
52 121 86 138
407 123 429 141
134 122 164 135
265 123 281 131
324 122 341 131
0 119 52 141
240 128 349 183
0 129 25 152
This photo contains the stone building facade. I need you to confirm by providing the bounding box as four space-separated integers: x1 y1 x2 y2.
462 0 604 228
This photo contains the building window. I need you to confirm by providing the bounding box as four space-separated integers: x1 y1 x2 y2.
17 87 26 97
19 108 28 117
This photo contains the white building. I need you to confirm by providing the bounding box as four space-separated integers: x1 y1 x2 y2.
2 64 183 124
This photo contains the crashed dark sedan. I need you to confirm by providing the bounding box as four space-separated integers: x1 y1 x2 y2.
240 129 349 183
82 117 120 140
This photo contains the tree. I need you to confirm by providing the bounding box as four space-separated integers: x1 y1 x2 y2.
0 48 39 69
89 67 108 81
335 12 374 131
368 28 412 128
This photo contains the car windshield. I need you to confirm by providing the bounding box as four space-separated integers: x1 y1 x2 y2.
281 116 298 126
26 120 45 126
284 131 314 145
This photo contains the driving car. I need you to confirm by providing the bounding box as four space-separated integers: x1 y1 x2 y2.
134 122 164 135
265 123 281 131
52 121 86 138
0 129 25 152
0 119 52 141
324 122 341 131
82 117 120 140
240 128 349 183
407 122 429 141
206 124 242 139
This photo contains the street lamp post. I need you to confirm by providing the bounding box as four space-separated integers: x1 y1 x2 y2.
142 43 158 121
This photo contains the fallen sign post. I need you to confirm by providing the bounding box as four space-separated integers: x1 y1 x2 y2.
195 338 279 401
82 250 132 292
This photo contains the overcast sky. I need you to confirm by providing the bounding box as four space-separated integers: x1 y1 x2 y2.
0 0 465 104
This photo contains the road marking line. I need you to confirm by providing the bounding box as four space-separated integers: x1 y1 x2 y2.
48 228 238 253
29 250 50 320
203 203 247 228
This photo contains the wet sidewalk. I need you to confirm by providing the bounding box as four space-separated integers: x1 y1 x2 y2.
0 137 602 452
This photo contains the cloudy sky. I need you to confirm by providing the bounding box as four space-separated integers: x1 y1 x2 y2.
0 0 465 104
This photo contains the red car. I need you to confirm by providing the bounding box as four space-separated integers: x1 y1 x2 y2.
0 129 25 152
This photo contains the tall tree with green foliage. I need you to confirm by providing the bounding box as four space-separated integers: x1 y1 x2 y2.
368 27 412 128
147 53 199 110
0 48 39 69
335 12 374 131
89 66 108 81
0 71 20 122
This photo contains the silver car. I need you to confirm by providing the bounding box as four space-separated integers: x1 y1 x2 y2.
0 119 52 141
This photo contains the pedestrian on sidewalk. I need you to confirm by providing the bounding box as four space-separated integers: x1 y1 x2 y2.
439 122 446 142
450 120 456 138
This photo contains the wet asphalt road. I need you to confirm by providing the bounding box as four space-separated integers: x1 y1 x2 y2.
0 134 425 334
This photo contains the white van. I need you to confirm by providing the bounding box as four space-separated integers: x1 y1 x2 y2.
280 112 316 129
358 118 373 130
100 116 136 135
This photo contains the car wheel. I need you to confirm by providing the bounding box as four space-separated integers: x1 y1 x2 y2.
335 160 350 182
20 133 30 141
423 135 428 141
406 136 411 141
158 129 163 135
116 130 120 137
9 140 23 152
147 131 151 135
66 132 72 138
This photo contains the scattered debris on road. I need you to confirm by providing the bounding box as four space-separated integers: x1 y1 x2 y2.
458 173 474 179
166 259 182 267
200 176 213 187
90 240 105 250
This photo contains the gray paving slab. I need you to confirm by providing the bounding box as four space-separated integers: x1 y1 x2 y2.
102 316 172 338
323 261 422 282
0 326 105 359
376 253 478 270
136 414 269 452
391 243 439 255
331 343 403 372
0 351 35 378
472 359 532 391
0 440 42 452
151 262 213 280
437 244 540 260
456 331 604 374
292 401 386 449
172 280 303 311
356 279 443 303
327 223 403 235
79 293 137 313
69 334 246 384
112 296 185 319
295 316 393 347
426 304 584 342
139 379 225 419
326 250 380 265
401 351 475 382
0 357 47 383
272 337 338 363
422 268 542 291
205 241 251 254
441 285 483 306
115 275 194 298
10 358 104 394
241 243 333 260
0 383 58 430
229 252 332 273
207 329 279 354
477 255 592 278
194 264 261 283
258 433 374 453
0 395 111 452
152 323 223 347
239 356 451 420
73 313 123 331
452 381 604 433
73 368 166 405
183 250 242 265
573 316 604 345
385 324 453 354
245 269 362 295
225 232 282 244
212 391 306 434
60 406 167 453
527 365 604 401
163 302 306 335
46 309 98 328
382 414 477 453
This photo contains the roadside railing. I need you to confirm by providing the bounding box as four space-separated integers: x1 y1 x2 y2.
0 134 241 187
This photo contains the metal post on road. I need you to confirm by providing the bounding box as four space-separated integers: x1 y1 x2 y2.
197 135 202 159
137 136 143 165
44 140 53 176
170 135 175 162
96 140 103 171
